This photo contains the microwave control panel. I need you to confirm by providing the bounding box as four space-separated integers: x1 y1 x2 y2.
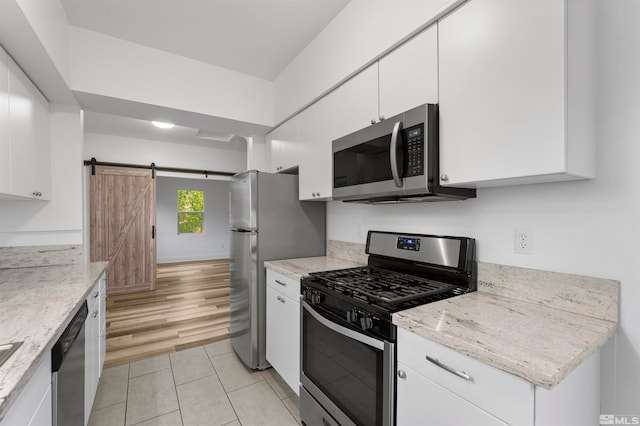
405 125 424 177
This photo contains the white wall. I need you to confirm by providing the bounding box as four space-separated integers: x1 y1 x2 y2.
70 26 274 128
156 176 230 263
0 103 84 246
326 1 640 414
84 133 247 174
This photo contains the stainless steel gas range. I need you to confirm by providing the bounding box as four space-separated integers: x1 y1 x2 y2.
299 230 477 426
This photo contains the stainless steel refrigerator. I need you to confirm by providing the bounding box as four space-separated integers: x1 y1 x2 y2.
229 170 326 370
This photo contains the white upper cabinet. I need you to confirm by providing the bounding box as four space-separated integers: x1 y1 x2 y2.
8 57 36 199
298 89 342 201
0 46 51 201
379 25 439 119
338 63 379 136
0 47 10 195
438 0 596 187
266 114 300 173
33 87 51 200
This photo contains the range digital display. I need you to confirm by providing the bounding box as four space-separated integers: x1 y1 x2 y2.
397 237 421 251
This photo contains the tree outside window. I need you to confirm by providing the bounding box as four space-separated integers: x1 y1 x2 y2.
178 190 204 234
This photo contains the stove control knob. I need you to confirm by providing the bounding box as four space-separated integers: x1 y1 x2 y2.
346 309 358 324
360 315 374 331
308 290 321 305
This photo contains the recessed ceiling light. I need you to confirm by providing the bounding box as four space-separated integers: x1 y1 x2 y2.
152 121 175 129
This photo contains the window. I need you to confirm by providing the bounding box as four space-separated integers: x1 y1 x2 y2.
178 190 204 234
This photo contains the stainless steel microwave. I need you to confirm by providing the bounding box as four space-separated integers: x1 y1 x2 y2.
332 103 476 203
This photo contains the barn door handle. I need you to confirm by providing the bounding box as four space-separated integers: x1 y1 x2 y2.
152 226 155 239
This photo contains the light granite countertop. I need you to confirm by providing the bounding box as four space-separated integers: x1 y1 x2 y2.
266 253 620 390
393 263 620 390
264 256 366 281
0 262 109 422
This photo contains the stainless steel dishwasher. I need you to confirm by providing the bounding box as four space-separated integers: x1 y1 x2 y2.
52 300 88 426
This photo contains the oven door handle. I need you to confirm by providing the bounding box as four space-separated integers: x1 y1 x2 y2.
302 301 384 350
390 120 404 188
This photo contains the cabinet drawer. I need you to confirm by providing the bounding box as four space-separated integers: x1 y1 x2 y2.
397 362 508 426
397 328 533 426
266 269 300 302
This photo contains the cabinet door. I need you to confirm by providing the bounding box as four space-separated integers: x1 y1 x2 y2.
0 46 10 195
396 362 509 426
0 353 52 426
379 25 438 118
339 63 379 136
267 115 299 173
266 286 284 372
99 276 107 377
298 91 340 201
28 385 51 426
84 283 101 424
266 273 301 396
8 57 36 198
438 0 566 186
32 87 50 200
279 293 300 395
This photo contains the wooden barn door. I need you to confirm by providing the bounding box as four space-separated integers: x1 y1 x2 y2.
90 166 156 295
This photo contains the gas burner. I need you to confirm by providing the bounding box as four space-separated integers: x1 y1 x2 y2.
309 266 458 307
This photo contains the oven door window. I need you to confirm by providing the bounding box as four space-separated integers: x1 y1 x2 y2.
334 134 393 188
302 307 384 426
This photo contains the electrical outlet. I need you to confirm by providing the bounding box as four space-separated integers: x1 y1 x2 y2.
514 229 533 254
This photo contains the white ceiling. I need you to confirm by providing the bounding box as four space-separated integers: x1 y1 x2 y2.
60 0 350 81
83 111 248 150
60 0 349 148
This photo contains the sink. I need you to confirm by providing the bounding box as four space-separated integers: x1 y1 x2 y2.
0 341 23 368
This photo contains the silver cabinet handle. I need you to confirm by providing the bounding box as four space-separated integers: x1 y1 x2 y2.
280 297 285 303
397 370 406 379
316 192 320 197
440 174 449 182
312 192 316 197
93 291 99 298
276 296 281 302
379 115 385 121
92 310 98 318
425 355 472 381
371 119 377 125
390 120 403 188
275 279 286 287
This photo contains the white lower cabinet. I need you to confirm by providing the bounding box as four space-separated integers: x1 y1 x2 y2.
84 274 106 424
396 327 600 426
397 362 508 426
265 269 300 396
0 352 52 426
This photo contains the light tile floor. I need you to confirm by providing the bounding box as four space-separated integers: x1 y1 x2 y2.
88 339 300 426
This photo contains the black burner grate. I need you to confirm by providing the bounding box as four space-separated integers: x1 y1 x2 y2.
308 266 457 307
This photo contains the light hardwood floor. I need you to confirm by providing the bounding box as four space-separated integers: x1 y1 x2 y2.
104 259 231 368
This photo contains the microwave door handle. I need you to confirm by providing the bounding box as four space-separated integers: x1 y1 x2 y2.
390 121 404 187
